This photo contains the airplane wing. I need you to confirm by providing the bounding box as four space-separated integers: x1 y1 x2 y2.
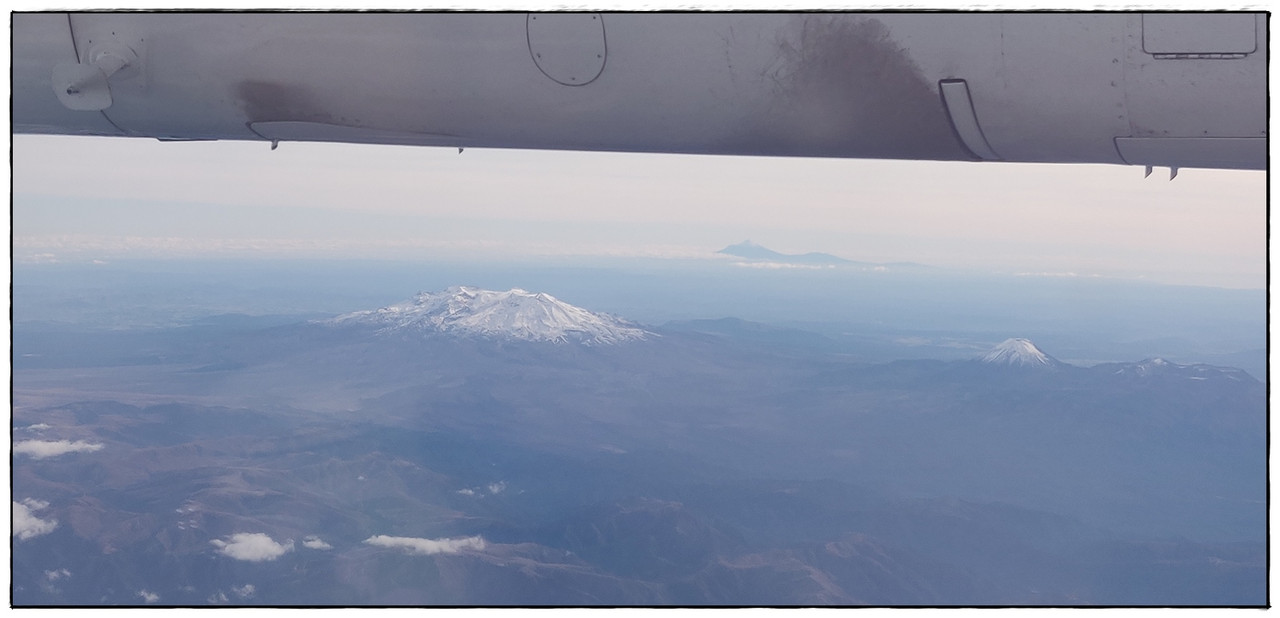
12 12 1267 170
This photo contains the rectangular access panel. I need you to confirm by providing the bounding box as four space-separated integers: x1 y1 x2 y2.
1142 13 1258 55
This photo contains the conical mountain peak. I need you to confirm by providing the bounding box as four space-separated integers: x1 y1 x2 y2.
980 338 1059 368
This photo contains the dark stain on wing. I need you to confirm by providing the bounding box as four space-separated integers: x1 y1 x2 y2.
235 80 338 126
734 15 971 160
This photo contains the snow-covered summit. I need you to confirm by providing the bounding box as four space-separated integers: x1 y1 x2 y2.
980 338 1059 368
1108 357 1255 382
328 286 652 345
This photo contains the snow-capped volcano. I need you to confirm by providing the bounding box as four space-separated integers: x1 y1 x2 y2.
328 286 652 345
980 338 1060 368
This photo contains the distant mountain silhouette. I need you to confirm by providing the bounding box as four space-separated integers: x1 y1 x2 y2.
716 241 930 269
717 240 852 265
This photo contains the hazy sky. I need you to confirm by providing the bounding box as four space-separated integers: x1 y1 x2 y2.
12 133 1264 289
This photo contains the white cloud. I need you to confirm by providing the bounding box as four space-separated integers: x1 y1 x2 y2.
44 568 71 582
1015 271 1090 278
138 590 160 604
13 439 104 459
728 260 836 270
15 252 60 264
13 499 57 540
14 234 507 259
206 583 256 603
25 424 51 432
302 535 332 550
458 481 506 497
210 533 294 562
363 535 485 556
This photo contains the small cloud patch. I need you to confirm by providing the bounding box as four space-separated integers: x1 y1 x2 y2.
14 439 103 459
13 499 57 540
457 480 507 497
363 535 485 556
302 535 332 550
210 533 293 562
731 261 833 270
44 568 71 582
137 590 160 604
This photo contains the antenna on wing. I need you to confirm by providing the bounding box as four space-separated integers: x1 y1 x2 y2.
52 42 137 111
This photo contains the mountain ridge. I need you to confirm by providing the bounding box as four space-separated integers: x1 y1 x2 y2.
717 240 852 265
326 286 653 345
716 240 930 269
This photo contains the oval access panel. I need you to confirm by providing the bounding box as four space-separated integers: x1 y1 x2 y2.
527 13 606 86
